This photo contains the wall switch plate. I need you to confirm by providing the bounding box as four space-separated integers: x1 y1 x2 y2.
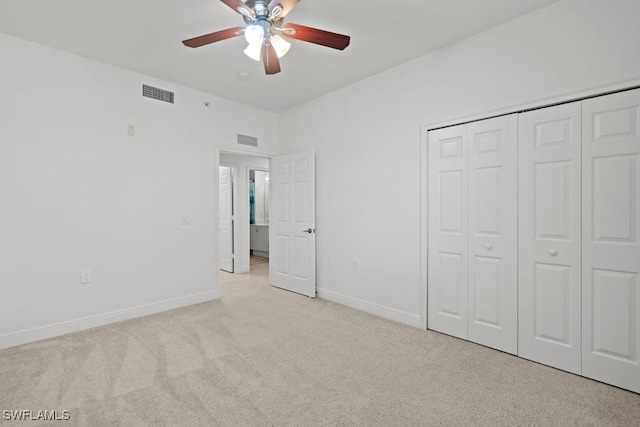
180 216 191 226
328 256 335 267
127 125 136 137
353 259 359 269
81 269 92 284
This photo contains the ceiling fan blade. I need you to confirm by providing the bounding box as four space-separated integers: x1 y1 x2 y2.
281 23 350 50
182 27 244 48
261 43 281 75
269 0 300 18
219 0 254 17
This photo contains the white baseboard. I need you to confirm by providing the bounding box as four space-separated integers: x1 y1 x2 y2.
317 288 423 329
0 290 218 350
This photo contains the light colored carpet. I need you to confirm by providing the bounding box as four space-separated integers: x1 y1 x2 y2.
1 263 639 426
249 255 269 266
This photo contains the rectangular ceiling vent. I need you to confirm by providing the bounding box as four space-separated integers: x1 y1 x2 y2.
142 84 174 104
237 134 258 147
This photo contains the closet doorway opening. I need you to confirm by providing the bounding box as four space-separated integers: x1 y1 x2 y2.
219 151 270 275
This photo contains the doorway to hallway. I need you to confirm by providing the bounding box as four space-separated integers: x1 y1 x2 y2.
219 152 270 275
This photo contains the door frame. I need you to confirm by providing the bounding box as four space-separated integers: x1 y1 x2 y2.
214 147 273 291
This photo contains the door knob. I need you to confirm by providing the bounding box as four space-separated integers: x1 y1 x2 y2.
303 228 315 234
485 244 492 250
549 250 558 256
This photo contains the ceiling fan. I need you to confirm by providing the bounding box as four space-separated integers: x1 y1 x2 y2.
182 0 351 75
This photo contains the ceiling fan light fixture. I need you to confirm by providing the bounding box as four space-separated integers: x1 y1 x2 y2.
271 34 291 58
244 24 264 47
243 44 262 61
181 0 351 75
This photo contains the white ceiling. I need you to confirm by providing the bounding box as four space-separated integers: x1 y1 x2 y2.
0 0 559 112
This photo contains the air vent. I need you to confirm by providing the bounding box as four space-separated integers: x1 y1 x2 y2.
142 84 174 104
237 134 258 147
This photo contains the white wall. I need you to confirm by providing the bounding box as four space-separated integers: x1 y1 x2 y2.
278 1 640 327
0 33 278 348
3 1 639 347
219 153 270 273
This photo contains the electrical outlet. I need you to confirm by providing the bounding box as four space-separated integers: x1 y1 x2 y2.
81 269 92 284
353 259 359 269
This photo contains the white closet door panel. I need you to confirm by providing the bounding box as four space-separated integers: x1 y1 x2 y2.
467 114 518 354
583 88 640 393
518 102 582 373
428 125 468 339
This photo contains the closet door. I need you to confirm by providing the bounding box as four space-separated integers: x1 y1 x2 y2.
428 124 468 339
467 115 518 354
518 103 582 373
582 88 640 393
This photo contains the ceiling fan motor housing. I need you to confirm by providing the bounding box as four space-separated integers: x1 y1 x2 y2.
243 0 270 21
244 0 286 47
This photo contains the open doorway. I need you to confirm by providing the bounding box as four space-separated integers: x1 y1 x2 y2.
216 149 317 298
249 168 270 268
219 151 270 276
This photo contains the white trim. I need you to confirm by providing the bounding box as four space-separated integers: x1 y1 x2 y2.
422 79 640 132
0 291 218 350
219 145 277 158
214 148 222 291
317 288 422 328
419 125 429 330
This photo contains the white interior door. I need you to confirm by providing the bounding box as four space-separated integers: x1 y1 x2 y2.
219 166 234 273
428 124 468 339
518 102 582 373
270 151 316 297
467 115 518 354
582 88 640 393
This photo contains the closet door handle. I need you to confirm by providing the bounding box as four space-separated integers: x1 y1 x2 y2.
485 244 492 250
303 228 315 234
549 250 558 257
